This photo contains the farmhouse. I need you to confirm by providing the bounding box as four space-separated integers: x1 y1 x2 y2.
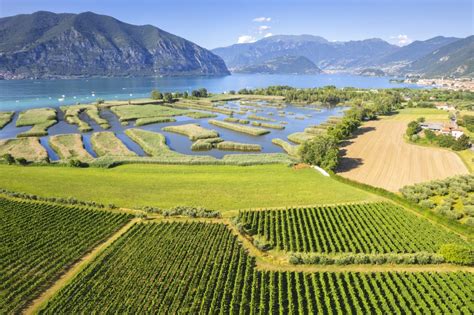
422 122 464 139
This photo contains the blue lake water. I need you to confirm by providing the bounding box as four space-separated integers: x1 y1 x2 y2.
0 74 422 160
0 73 420 111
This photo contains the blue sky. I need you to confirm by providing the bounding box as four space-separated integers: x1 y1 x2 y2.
1 0 472 49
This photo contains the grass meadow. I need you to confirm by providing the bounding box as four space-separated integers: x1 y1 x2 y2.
0 164 377 212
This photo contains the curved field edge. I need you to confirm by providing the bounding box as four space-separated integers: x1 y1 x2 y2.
0 164 378 212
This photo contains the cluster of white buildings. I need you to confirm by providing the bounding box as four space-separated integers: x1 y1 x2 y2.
420 122 464 139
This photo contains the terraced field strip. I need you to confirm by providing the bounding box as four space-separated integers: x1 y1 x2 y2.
0 197 132 314
238 202 467 253
337 120 468 191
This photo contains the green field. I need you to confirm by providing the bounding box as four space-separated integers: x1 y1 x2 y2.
238 203 466 253
40 222 474 314
0 197 131 313
0 164 376 211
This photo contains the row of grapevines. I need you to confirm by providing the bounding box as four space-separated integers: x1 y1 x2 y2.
249 271 473 314
0 197 132 314
238 202 466 253
40 222 473 313
41 222 254 314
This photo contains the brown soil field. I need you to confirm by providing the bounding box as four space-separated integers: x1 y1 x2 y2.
337 120 468 191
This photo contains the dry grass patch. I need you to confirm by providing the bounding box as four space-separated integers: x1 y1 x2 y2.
0 137 48 162
288 132 315 144
216 141 262 152
0 111 14 129
162 124 219 141
272 138 299 156
91 132 136 157
16 108 57 137
209 119 270 136
49 134 93 161
338 120 468 191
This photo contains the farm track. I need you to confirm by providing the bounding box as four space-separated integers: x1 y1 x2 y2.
337 120 468 191
24 218 141 315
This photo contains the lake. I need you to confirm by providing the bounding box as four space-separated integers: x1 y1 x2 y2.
0 73 420 111
0 73 420 160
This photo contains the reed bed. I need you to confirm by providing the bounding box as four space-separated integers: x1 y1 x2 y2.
224 117 250 124
272 138 299 156
0 111 14 129
287 132 315 144
135 117 176 127
216 141 262 152
191 137 224 151
251 121 285 130
16 108 57 137
49 134 93 161
208 119 270 136
90 132 136 157
162 124 219 141
247 114 276 122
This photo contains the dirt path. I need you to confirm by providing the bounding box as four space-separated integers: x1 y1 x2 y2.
24 218 140 315
337 120 468 191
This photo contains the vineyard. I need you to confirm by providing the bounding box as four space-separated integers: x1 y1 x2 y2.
0 197 132 314
237 202 466 253
41 222 254 314
40 222 473 313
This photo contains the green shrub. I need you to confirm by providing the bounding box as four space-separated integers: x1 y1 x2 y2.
2 153 15 165
299 134 339 170
438 244 474 265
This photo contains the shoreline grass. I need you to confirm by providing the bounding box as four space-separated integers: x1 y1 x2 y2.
216 141 262 152
90 132 136 157
0 137 48 162
135 117 176 126
162 124 219 141
288 132 315 144
209 119 270 136
110 104 188 122
16 108 57 137
0 111 14 129
272 138 299 156
49 134 93 161
251 121 285 130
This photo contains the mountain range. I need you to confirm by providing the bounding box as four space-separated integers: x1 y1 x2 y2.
0 11 229 79
212 35 474 77
0 11 472 79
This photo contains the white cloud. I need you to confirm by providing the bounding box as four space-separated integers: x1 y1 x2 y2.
253 17 271 22
263 33 273 38
391 34 413 46
258 25 271 33
237 35 256 44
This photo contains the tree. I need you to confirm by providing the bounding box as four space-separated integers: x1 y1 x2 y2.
16 158 28 166
452 135 471 151
183 91 189 98
151 90 163 100
437 134 456 148
299 135 339 170
2 153 15 165
163 92 173 103
406 121 421 137
424 129 436 142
